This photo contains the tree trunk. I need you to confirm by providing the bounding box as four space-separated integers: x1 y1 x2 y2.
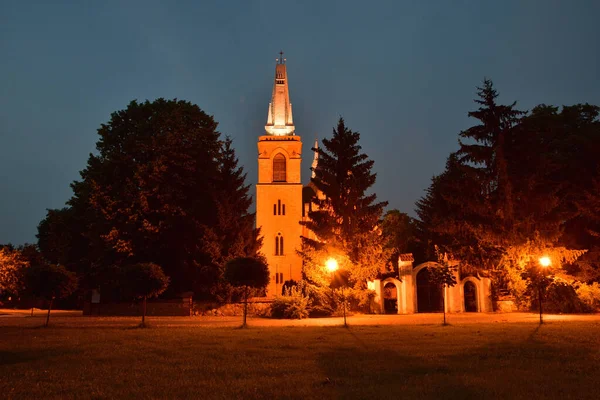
45 297 53 327
538 286 543 325
243 287 248 328
342 286 347 327
442 287 447 325
142 295 147 327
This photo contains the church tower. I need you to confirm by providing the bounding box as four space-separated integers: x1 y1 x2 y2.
256 54 303 297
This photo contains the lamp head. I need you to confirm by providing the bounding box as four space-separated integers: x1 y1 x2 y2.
539 256 551 268
325 258 338 272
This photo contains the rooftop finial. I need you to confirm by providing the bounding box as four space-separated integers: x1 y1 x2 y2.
278 51 286 64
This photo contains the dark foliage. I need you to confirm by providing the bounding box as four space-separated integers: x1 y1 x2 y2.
37 99 260 301
300 118 389 287
25 263 78 326
381 210 418 270
26 263 77 301
123 263 169 300
415 80 600 297
224 257 269 327
224 257 270 289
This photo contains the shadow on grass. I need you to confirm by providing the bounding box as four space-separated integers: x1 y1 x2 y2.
123 322 150 330
0 348 81 366
316 326 599 399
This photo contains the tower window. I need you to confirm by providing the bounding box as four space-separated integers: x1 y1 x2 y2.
275 272 284 284
274 200 285 215
275 233 284 256
273 153 286 182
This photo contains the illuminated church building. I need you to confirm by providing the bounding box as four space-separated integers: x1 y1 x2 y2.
256 56 493 313
255 54 305 297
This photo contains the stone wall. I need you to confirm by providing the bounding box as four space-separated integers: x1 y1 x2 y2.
83 297 192 316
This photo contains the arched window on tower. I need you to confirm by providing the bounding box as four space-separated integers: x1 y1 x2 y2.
273 153 286 182
275 233 284 256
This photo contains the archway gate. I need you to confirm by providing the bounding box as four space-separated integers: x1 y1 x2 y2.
370 261 493 314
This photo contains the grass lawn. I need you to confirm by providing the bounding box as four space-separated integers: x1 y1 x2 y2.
1 315 600 399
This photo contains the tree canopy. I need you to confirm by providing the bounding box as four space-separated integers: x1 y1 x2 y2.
415 79 600 305
301 118 389 289
25 263 78 326
224 257 270 327
37 99 260 301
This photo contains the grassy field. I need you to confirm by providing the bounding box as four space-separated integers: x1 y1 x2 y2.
1 315 600 399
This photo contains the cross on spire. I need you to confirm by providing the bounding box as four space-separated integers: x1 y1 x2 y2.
278 51 286 64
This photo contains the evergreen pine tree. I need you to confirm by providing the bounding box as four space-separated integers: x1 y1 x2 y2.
455 78 526 247
301 118 389 288
416 81 589 301
201 137 264 301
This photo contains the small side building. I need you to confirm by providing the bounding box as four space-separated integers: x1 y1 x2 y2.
371 254 493 314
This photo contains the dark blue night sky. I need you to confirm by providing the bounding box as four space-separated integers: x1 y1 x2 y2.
1 0 599 244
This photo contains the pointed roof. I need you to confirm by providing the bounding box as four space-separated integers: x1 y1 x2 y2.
265 52 295 136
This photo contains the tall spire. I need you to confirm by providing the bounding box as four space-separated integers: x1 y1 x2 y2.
265 52 295 136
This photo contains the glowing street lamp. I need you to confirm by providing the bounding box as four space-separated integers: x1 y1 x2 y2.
538 256 551 324
325 258 338 272
539 256 551 268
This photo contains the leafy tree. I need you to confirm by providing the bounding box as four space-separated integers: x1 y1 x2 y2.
301 118 389 290
123 263 169 327
224 257 269 327
415 154 496 269
37 208 91 279
381 209 418 271
416 81 591 305
0 246 28 301
330 269 351 326
37 99 259 300
25 263 77 327
426 259 457 325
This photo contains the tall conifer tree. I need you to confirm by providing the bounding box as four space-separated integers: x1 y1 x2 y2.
301 118 389 288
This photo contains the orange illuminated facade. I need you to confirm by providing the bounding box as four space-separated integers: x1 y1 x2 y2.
256 55 304 296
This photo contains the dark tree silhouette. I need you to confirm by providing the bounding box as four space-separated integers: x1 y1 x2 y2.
37 99 259 301
124 263 169 327
25 263 77 327
224 257 269 327
301 118 389 288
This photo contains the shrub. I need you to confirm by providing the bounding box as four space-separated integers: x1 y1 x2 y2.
533 278 585 314
576 282 600 312
345 287 377 313
304 282 333 317
270 284 311 319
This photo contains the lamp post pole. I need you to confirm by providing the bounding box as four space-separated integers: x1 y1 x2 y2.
342 285 346 327
538 256 551 325
538 285 543 324
325 258 346 327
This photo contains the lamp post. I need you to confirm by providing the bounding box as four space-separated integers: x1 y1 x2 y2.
326 258 346 327
538 256 551 324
